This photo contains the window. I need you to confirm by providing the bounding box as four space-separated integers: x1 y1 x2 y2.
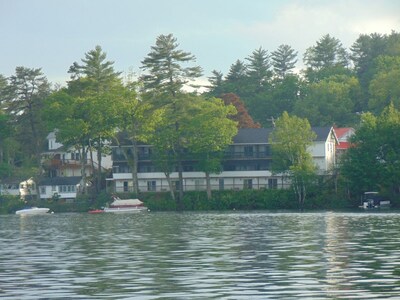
268 178 278 189
147 181 156 191
194 179 204 191
52 185 57 192
58 185 76 193
244 146 253 157
40 187 46 194
123 181 129 192
219 179 224 191
265 145 271 156
173 181 180 191
243 179 253 189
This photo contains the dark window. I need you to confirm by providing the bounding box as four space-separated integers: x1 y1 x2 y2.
244 146 253 157
268 178 278 189
219 179 224 190
147 181 156 191
243 179 253 189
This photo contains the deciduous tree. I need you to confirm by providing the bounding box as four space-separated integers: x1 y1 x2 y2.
368 56 400 113
140 34 203 205
269 112 317 209
220 93 260 128
294 75 360 126
341 104 400 199
184 97 238 199
67 46 122 192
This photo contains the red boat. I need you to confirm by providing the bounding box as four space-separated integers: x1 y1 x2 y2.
88 209 104 214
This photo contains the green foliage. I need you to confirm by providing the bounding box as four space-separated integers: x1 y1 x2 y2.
341 104 400 199
245 47 272 90
304 34 349 71
2 67 50 163
140 33 202 96
270 112 317 208
294 75 360 126
0 195 23 214
141 189 296 211
271 44 298 78
368 56 400 113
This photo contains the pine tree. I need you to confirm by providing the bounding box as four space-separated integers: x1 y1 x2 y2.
140 33 202 97
271 44 298 78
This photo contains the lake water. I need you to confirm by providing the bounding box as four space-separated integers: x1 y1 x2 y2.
1 211 400 299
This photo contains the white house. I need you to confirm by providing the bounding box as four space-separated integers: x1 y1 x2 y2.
38 176 82 202
107 127 338 193
42 131 113 178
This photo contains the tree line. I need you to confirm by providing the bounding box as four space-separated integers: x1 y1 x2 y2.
0 31 399 205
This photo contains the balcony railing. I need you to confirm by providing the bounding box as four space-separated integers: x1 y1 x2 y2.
42 158 92 169
113 151 271 162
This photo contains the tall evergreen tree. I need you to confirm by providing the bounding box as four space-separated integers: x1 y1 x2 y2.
245 47 272 89
140 34 202 205
350 31 400 112
52 46 123 194
207 70 224 96
303 34 350 82
304 34 349 69
2 67 50 164
226 59 247 82
140 33 202 97
68 45 122 93
271 44 298 78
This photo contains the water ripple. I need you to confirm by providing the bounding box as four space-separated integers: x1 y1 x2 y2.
1 211 400 299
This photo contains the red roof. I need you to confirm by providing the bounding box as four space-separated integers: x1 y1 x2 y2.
337 141 350 150
334 127 353 139
334 127 354 150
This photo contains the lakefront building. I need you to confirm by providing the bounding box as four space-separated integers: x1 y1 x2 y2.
107 127 338 194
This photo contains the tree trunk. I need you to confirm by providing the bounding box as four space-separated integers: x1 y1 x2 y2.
177 158 184 210
206 171 212 200
80 144 88 195
89 148 96 193
131 140 139 195
165 172 176 202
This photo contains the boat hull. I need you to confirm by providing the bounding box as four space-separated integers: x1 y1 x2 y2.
103 207 148 213
88 209 105 214
16 207 50 215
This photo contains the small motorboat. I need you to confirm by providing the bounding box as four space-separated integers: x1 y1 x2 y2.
361 192 391 209
16 207 51 215
103 196 148 213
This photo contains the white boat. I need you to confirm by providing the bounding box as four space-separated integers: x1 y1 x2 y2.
103 196 148 213
361 192 390 209
16 207 51 215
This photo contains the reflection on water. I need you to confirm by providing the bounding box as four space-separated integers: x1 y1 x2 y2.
1 211 400 299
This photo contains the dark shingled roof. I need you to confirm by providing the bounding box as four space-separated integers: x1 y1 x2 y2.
312 127 334 141
38 176 82 186
233 127 333 144
233 128 272 144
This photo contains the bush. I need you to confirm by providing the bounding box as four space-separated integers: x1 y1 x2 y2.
0 195 24 214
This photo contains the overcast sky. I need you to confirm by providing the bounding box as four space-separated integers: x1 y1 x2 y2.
1 0 399 85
